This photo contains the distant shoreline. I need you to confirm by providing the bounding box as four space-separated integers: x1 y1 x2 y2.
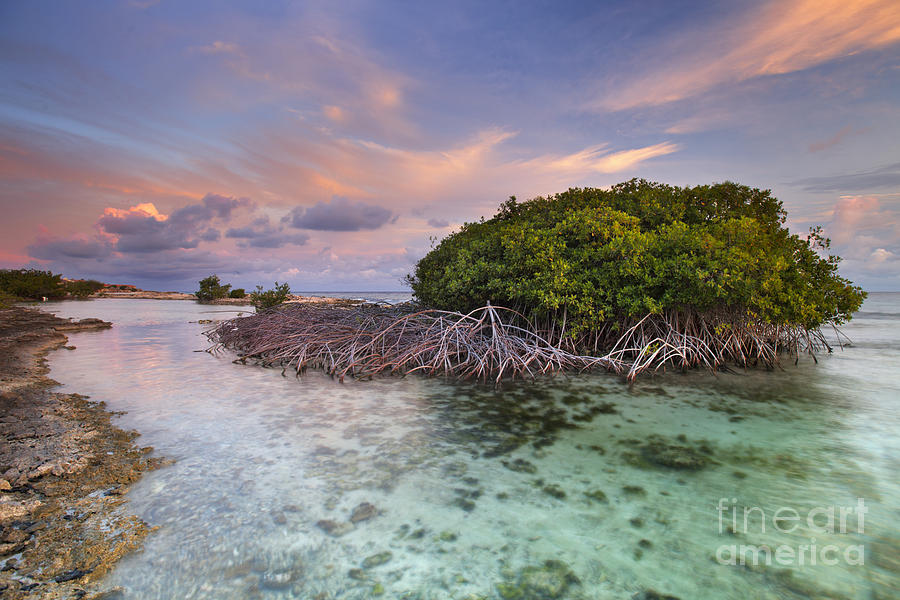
89 290 372 306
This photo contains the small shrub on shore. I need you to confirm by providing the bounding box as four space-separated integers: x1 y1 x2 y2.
0 289 17 308
250 282 291 311
195 274 231 302
65 279 104 298
229 288 247 299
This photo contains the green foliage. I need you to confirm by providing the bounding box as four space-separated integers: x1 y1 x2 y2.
0 269 66 300
408 180 866 335
228 288 247 299
195 274 231 302
250 282 291 311
0 289 17 308
65 279 104 298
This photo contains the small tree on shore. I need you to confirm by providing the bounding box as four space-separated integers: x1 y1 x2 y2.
250 282 291 311
196 275 231 302
229 288 247 299
65 279 104 298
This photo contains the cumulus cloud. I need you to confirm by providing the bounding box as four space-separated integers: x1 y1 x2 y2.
285 197 395 231
826 195 899 247
94 193 252 253
870 248 896 264
812 194 900 289
225 215 310 248
28 193 254 261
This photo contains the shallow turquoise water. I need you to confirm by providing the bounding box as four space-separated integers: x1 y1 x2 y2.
44 296 900 599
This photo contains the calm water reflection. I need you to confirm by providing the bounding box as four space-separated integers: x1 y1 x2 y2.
45 296 899 599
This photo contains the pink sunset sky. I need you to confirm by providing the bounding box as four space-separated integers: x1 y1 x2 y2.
1 0 899 291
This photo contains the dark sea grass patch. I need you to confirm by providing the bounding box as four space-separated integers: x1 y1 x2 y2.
541 484 567 499
622 434 716 471
583 489 608 503
633 590 682 600
622 485 647 497
502 458 538 474
496 560 580 600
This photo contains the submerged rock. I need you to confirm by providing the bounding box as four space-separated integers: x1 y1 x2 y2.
315 519 353 537
261 568 298 590
496 559 580 599
644 436 714 470
362 551 393 569
349 502 377 523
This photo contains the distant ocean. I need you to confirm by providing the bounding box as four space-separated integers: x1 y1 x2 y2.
294 290 414 304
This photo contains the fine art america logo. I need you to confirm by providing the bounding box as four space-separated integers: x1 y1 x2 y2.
715 498 867 566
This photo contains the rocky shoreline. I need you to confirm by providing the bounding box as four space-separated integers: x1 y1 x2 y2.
0 307 166 599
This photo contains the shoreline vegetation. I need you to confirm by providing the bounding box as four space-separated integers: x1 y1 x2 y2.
0 306 167 600
209 180 866 382
0 269 378 307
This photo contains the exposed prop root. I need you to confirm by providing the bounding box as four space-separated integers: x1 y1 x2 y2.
205 304 839 382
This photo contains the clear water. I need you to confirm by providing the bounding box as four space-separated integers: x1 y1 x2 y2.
43 295 900 599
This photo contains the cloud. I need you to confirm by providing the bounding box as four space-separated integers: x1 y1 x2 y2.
789 162 900 193
170 193 254 224
808 125 865 153
27 234 111 261
194 41 243 56
870 247 897 264
285 197 395 231
323 105 346 122
190 23 416 141
816 195 900 283
93 193 253 253
427 218 449 228
28 193 254 261
522 142 680 175
225 215 310 248
597 0 900 111
199 228 221 242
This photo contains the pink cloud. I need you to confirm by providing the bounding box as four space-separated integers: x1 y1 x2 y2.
596 0 900 111
808 125 866 153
